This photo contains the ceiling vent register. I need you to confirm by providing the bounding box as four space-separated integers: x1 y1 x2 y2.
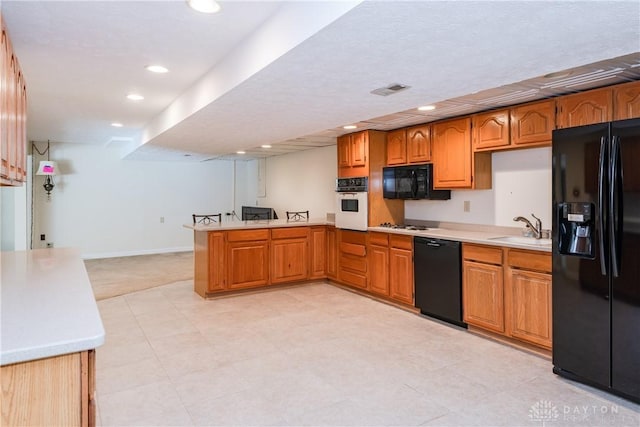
370 83 411 96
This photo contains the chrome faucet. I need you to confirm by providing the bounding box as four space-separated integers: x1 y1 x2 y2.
513 214 543 239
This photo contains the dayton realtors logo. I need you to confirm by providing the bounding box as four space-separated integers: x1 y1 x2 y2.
529 400 634 425
529 400 560 426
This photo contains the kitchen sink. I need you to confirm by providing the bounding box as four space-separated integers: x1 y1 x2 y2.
488 236 552 246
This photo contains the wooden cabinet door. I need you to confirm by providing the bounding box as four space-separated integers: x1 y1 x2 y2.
473 109 510 151
556 87 613 129
227 240 269 289
309 227 326 279
386 129 406 165
368 244 389 296
614 80 640 120
208 232 226 291
463 260 504 332
15 72 26 182
389 247 413 304
1 25 6 181
510 100 555 147
506 269 552 349
432 117 472 188
406 124 431 163
326 227 337 279
337 135 351 169
350 131 367 167
0 351 94 426
271 238 308 284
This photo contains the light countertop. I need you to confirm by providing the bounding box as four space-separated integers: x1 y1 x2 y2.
184 218 330 231
1 248 105 366
367 226 551 253
185 219 551 252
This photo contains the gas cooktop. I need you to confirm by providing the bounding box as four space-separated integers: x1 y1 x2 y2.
378 223 430 231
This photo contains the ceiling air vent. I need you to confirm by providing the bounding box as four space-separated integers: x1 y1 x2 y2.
370 83 411 96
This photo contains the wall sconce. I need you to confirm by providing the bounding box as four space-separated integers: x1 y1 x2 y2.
33 141 58 200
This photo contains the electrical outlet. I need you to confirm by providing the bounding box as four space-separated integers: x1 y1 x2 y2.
46 242 54 248
40 234 46 241
463 200 471 212
160 217 165 223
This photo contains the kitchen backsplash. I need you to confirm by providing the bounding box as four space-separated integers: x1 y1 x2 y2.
405 146 552 229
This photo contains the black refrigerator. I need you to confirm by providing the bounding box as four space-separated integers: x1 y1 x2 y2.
552 118 640 403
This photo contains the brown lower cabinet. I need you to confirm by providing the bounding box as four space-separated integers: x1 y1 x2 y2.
194 226 329 297
364 232 414 305
389 235 414 305
462 243 552 349
326 226 337 280
309 227 327 280
1 350 96 427
463 245 505 333
338 229 368 289
368 232 389 296
227 229 270 290
271 227 309 284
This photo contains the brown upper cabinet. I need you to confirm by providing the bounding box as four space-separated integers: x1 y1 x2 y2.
473 100 555 152
472 109 510 151
386 129 407 165
556 86 613 129
1 16 27 187
407 124 432 163
613 80 640 121
338 131 369 178
432 117 491 189
386 124 432 166
510 99 556 147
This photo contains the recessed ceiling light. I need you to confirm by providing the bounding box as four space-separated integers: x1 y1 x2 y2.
236 151 246 155
187 0 221 13
146 65 169 74
111 122 123 127
261 145 272 149
418 105 436 111
343 125 357 130
543 71 572 79
126 93 144 101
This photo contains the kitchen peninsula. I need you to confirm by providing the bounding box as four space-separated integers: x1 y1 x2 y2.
0 248 105 427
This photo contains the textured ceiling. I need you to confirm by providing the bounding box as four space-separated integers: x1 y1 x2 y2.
3 1 640 162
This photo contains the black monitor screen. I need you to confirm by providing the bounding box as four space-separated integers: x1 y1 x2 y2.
241 206 278 220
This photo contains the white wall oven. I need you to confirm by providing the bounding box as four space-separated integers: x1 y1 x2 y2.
335 177 368 231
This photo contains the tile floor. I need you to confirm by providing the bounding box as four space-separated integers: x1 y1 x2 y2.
95 281 640 426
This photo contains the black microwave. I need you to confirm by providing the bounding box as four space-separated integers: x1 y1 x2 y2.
383 164 450 200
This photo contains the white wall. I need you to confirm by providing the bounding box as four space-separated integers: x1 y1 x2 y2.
33 142 239 258
251 145 337 219
0 158 29 251
405 147 552 229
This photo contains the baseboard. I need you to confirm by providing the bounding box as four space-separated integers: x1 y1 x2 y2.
82 246 192 260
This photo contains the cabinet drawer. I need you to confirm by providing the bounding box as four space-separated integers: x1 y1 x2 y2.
340 242 366 257
340 253 367 273
390 234 412 250
340 230 367 245
368 232 389 246
227 229 269 242
507 249 551 273
340 269 367 289
463 244 502 265
271 227 309 239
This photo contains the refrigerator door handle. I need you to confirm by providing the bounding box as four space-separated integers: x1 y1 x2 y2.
598 136 608 276
610 135 622 278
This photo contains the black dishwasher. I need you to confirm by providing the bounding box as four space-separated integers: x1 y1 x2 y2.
413 237 466 328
